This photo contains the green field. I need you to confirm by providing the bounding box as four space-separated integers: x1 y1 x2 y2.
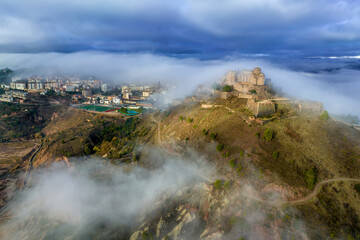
78 105 116 112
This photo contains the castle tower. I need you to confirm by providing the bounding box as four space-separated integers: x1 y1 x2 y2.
249 72 257 85
257 73 265 85
253 67 261 75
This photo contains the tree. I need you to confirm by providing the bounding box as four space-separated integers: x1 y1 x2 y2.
320 110 329 121
216 143 224 152
263 128 274 141
84 146 92 155
213 179 222 189
224 180 231 190
229 159 237 168
272 151 279 160
222 85 232 92
210 132 218 139
304 167 317 189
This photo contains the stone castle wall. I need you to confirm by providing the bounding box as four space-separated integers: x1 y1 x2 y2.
247 99 276 117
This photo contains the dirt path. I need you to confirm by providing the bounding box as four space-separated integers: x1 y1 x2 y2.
150 114 162 144
246 178 360 207
151 113 214 182
21 142 43 187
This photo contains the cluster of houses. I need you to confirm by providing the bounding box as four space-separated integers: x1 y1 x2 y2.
0 75 158 109
0 76 104 94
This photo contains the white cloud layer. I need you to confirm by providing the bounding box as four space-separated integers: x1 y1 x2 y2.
0 51 359 116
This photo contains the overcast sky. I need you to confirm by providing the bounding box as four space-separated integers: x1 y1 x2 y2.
1 0 360 57
0 1 359 116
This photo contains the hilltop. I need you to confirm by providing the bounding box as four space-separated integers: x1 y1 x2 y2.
0 88 360 239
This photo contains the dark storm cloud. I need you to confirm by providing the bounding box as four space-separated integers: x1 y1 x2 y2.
0 0 360 57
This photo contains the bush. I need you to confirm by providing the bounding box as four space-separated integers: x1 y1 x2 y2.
239 149 244 157
320 110 329 121
222 85 232 92
210 132 218 139
224 180 231 190
272 151 279 160
187 118 193 123
263 128 274 141
193 125 197 128
214 179 222 189
179 115 185 121
304 167 317 189
236 164 242 173
202 129 209 135
93 146 100 153
216 143 224 152
254 132 260 138
84 146 92 155
229 159 237 168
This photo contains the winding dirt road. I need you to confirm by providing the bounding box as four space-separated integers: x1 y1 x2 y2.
246 178 360 207
152 112 360 207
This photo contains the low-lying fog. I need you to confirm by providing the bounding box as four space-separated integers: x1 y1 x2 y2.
0 51 359 117
0 147 213 239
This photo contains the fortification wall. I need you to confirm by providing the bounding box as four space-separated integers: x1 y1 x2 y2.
214 90 232 99
247 100 275 117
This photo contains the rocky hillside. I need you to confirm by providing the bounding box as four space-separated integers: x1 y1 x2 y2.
1 97 360 240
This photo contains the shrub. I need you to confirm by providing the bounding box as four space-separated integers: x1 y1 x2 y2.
255 132 260 138
187 117 193 123
236 164 242 173
216 143 224 152
179 115 185 121
84 146 92 155
93 146 100 153
193 125 197 128
229 159 237 168
272 151 279 160
210 132 218 139
202 129 209 135
239 149 244 157
214 179 222 189
61 139 65 144
263 128 274 141
185 137 189 141
304 167 317 189
320 110 329 121
224 180 231 190
222 85 232 92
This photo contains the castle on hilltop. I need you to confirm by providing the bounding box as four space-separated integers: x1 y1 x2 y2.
219 67 268 100
224 67 265 86
214 67 323 118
